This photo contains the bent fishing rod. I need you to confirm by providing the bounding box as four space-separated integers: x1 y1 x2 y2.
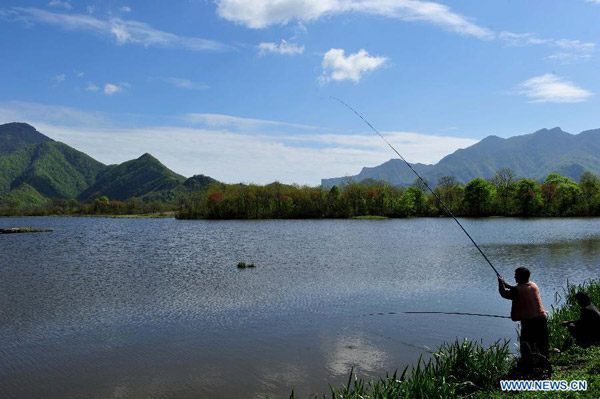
331 97 501 278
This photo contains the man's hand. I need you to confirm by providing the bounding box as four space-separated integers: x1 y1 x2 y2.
497 276 506 287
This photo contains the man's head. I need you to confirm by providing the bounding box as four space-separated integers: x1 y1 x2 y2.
514 267 530 284
575 292 591 307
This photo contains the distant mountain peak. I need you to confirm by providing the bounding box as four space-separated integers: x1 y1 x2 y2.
480 134 503 142
139 152 157 160
0 121 54 156
322 126 600 187
4 122 34 129
533 127 569 136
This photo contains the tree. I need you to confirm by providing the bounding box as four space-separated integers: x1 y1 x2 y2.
93 195 110 213
541 173 582 215
434 175 463 215
555 180 583 216
344 182 368 216
579 171 600 215
514 179 542 216
491 168 516 215
413 177 430 192
463 178 495 216
397 186 428 216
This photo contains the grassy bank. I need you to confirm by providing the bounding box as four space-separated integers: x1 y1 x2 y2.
293 280 600 399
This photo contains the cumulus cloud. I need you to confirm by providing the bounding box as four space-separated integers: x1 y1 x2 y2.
103 83 123 95
48 0 71 9
516 74 592 103
162 77 209 90
320 48 387 83
216 0 494 39
120 6 132 13
258 40 304 55
500 31 595 63
85 82 99 92
8 7 230 52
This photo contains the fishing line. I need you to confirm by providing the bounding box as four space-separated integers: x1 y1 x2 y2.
359 311 509 319
404 311 510 319
331 97 501 278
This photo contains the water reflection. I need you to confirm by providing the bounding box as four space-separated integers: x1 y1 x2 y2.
325 333 387 375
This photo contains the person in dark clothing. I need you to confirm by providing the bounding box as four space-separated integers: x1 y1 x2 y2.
498 267 549 367
561 292 600 348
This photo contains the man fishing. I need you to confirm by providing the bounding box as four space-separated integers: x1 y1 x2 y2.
498 267 549 370
561 292 600 348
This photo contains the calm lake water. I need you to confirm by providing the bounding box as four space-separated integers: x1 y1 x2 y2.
1 217 599 398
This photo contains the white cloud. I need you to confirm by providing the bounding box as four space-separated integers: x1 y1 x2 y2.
103 83 123 95
86 5 94 14
499 31 548 46
516 74 592 103
320 48 387 83
182 113 319 130
500 31 595 64
258 40 304 55
216 0 494 39
121 6 132 13
546 39 595 63
586 0 600 4
54 73 66 84
0 101 478 185
85 82 99 92
0 101 109 126
162 77 209 90
48 0 71 10
10 7 230 52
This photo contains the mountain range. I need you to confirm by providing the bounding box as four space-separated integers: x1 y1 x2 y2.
3 123 600 206
0 122 218 206
321 127 600 188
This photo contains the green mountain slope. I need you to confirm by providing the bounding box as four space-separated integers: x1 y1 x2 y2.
0 122 219 207
322 127 600 187
0 141 106 205
183 174 219 191
78 153 187 201
0 122 53 156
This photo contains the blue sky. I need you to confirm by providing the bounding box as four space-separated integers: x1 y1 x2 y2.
1 0 599 184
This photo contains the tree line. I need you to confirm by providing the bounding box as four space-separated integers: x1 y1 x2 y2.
0 196 172 217
3 168 600 219
176 169 600 219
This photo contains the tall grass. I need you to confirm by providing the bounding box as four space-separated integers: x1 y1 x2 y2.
289 339 513 399
547 279 600 350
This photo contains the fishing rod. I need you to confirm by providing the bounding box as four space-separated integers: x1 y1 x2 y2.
331 97 502 278
404 311 510 319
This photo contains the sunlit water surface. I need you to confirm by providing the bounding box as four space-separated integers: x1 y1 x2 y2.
1 217 599 398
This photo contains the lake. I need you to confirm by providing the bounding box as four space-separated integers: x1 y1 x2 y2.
1 217 599 398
